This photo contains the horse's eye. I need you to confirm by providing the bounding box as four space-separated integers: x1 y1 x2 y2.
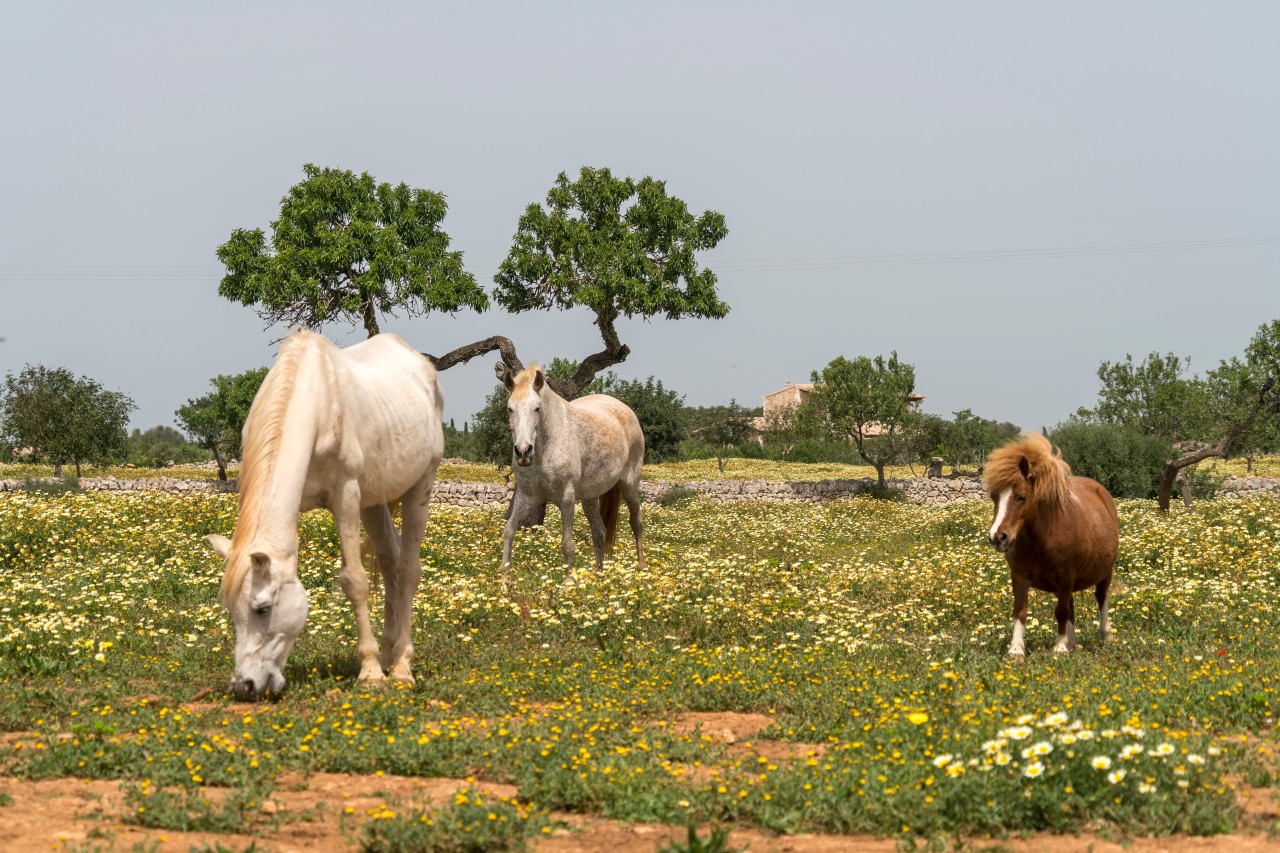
255 604 272 617
534 405 541 413
1017 494 1027 503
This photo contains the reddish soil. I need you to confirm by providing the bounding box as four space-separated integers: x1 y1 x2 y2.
1 713 1275 853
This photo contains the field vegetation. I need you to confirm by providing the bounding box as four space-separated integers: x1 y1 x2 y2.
1 472 1279 850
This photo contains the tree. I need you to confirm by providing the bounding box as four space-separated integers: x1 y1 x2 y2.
217 164 489 338
175 367 269 480
127 425 210 468
760 399 824 459
1048 421 1174 500
689 399 755 473
1078 352 1212 443
1152 321 1280 510
593 374 688 463
808 353 920 490
0 365 135 477
449 166 729 397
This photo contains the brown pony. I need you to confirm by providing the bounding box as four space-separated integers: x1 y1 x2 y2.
984 433 1118 661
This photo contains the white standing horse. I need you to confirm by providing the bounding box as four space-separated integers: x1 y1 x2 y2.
206 331 443 700
497 363 646 578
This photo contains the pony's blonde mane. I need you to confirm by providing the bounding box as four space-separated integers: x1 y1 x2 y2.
983 433 1073 508
220 334 306 606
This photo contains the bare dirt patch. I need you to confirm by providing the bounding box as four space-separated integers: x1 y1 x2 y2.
0 772 1276 853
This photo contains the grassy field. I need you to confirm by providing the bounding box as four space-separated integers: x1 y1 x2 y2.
0 481 1278 850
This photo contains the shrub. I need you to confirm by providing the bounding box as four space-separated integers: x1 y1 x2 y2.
1046 421 1173 499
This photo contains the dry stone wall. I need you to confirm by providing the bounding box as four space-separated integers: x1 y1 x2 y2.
5 474 1277 506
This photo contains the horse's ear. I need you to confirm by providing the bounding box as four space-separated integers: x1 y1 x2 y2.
533 368 545 392
495 361 514 391
206 534 231 560
1018 455 1034 481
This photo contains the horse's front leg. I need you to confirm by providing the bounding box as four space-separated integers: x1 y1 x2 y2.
582 497 606 571
558 492 577 575
334 483 384 684
1053 591 1076 654
501 486 536 583
1009 573 1030 662
381 478 432 683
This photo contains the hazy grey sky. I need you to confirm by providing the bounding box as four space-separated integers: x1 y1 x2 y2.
2 2 1277 436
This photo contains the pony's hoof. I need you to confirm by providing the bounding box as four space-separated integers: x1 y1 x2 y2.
1052 645 1071 655
1007 653 1025 665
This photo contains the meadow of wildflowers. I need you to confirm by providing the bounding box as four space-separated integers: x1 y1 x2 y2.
0 480 1277 846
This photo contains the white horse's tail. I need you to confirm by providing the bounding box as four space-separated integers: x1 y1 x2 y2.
600 483 622 555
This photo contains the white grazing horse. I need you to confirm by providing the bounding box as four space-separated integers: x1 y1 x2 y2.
496 362 646 578
207 331 443 700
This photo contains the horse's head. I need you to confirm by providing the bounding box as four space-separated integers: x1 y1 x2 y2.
986 457 1033 553
983 434 1071 554
207 534 309 701
496 362 545 468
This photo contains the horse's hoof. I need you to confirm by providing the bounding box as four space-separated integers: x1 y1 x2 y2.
1007 653 1025 665
1052 646 1070 655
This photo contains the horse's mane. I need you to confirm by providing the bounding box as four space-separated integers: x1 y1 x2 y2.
983 433 1073 508
510 363 544 399
220 334 305 605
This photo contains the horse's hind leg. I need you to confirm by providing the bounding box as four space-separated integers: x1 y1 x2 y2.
382 477 432 683
1053 592 1076 654
582 497 606 571
1095 574 1114 643
1009 574 1030 661
622 481 645 569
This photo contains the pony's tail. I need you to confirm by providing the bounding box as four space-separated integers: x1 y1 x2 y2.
600 483 621 555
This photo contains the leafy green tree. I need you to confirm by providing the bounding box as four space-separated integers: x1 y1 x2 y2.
1048 421 1174 499
126 425 211 468
474 166 729 397
592 374 688 463
808 353 920 490
217 164 488 338
688 399 755 473
0 365 135 477
760 399 824 459
175 367 268 480
1078 352 1212 443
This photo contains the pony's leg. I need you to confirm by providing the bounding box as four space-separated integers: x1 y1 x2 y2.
622 481 645 569
334 484 384 684
1095 575 1114 643
1009 574 1030 661
1053 592 1075 654
382 478 432 683
582 497 606 570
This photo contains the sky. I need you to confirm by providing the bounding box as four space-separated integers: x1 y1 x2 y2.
2 1 1277 437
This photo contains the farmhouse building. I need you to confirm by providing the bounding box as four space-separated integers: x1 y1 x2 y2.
756 380 924 438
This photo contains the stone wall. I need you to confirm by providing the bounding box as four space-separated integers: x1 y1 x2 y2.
0 474 989 506
5 473 1277 506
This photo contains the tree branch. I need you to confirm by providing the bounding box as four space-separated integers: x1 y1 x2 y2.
423 336 525 374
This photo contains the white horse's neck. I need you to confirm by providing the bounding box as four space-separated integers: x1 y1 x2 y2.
237 342 328 555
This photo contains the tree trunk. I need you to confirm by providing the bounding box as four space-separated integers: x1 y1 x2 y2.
212 444 227 482
874 462 886 491
1157 378 1278 511
53 463 63 478
361 297 380 338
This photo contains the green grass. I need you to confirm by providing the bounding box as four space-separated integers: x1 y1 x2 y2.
1 488 1278 844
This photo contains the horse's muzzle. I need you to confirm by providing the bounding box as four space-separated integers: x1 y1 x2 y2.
231 676 283 702
989 532 1012 553
513 444 534 467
